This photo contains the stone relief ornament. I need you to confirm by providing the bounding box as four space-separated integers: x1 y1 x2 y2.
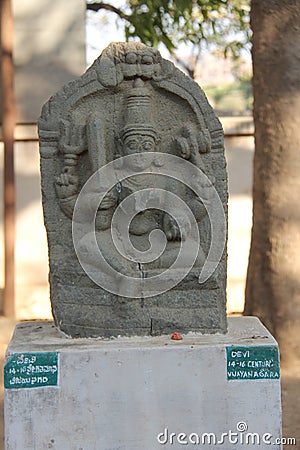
39 42 228 338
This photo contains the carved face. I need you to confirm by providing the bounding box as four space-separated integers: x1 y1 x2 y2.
119 49 161 79
123 134 156 170
125 51 156 66
123 135 155 154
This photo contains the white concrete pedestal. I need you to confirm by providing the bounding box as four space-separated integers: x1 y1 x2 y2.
4 317 282 449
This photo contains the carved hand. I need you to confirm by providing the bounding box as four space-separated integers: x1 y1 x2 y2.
199 180 215 205
163 212 191 241
55 171 78 199
98 193 116 210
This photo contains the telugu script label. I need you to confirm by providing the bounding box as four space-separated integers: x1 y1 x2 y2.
4 352 59 389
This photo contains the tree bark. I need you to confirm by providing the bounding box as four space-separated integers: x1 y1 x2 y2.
245 0 300 366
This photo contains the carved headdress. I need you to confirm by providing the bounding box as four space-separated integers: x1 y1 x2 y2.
121 78 159 142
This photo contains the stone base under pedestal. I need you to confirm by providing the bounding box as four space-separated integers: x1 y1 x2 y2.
4 317 282 449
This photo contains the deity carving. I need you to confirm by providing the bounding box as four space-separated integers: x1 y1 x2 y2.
39 42 227 338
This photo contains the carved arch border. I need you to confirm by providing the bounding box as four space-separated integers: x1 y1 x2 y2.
39 53 224 159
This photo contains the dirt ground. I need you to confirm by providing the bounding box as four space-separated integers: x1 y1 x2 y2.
0 317 299 449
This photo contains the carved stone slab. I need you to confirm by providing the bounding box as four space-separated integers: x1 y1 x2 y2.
39 42 228 338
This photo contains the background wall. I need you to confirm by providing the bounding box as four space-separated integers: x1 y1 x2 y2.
12 0 86 122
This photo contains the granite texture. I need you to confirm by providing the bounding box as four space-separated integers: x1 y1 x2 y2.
39 42 228 338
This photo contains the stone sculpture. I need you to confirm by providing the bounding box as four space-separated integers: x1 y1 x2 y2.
39 42 228 337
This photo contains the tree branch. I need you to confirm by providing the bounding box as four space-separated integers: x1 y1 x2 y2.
86 2 130 21
173 55 195 79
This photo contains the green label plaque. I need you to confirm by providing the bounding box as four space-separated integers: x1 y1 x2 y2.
226 346 280 381
4 352 58 389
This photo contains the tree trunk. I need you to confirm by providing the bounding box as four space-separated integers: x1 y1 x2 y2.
245 0 300 366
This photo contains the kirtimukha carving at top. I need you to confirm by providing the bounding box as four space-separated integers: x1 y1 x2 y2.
39 42 228 338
